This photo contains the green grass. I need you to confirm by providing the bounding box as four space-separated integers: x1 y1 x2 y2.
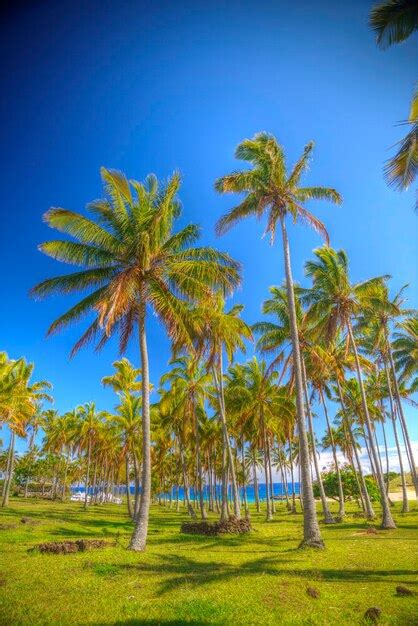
0 498 417 625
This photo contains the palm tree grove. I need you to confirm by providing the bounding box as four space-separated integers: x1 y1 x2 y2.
1 2 417 625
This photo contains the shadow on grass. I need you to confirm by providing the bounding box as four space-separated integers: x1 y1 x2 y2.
95 619 209 626
89 553 418 595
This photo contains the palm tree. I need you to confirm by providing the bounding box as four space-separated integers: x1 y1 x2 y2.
75 402 104 508
393 315 418 492
225 358 295 521
161 356 211 519
102 358 142 516
0 357 52 507
304 246 396 528
193 295 252 521
215 133 341 547
369 0 418 48
32 168 240 551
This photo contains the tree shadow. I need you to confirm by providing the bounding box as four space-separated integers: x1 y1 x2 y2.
93 553 418 595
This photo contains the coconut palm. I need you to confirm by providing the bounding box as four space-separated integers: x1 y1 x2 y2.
356 281 416 502
0 358 52 507
303 246 396 528
32 168 240 551
215 133 341 547
161 356 211 519
253 285 335 523
193 295 252 521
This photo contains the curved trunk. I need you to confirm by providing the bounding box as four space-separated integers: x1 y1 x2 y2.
301 361 334 523
337 376 375 518
2 430 15 507
347 321 396 529
380 413 391 497
384 360 409 513
387 346 417 498
320 389 345 518
280 216 323 547
129 303 152 551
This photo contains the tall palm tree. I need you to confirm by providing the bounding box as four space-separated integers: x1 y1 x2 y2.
32 168 240 551
304 246 396 528
215 133 341 547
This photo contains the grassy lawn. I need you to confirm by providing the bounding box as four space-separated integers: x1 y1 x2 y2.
0 498 417 625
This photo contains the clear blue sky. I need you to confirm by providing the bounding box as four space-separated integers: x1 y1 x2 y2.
1 0 416 456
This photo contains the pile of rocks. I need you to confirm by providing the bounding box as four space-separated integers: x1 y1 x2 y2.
181 515 251 536
35 539 108 554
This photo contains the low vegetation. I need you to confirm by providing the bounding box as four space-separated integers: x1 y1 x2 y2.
0 498 417 625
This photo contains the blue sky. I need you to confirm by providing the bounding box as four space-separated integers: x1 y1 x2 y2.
0 0 416 458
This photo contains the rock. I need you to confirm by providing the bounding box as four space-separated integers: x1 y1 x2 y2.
364 607 381 623
395 585 416 597
306 586 320 599
366 527 378 535
181 516 251 536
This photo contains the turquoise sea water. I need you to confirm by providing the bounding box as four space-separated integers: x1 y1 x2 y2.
72 482 300 503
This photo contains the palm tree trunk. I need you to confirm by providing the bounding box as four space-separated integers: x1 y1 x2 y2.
192 404 207 520
2 430 15 507
280 215 323 548
262 416 273 521
336 378 375 518
320 389 345 518
288 436 297 513
384 360 409 513
379 412 391 497
253 461 260 513
241 439 248 516
301 361 334 523
387 346 417 497
347 321 395 529
84 438 92 509
267 438 276 513
179 440 196 518
129 303 152 551
278 455 290 509
132 453 141 519
125 455 133 518
213 356 240 519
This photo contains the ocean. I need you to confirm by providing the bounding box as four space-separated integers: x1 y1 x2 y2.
71 482 300 503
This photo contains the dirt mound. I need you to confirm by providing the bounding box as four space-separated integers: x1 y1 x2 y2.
35 539 108 554
181 516 251 536
395 585 416 597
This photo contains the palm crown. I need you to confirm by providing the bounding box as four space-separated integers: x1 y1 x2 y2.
32 168 241 354
215 132 342 242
